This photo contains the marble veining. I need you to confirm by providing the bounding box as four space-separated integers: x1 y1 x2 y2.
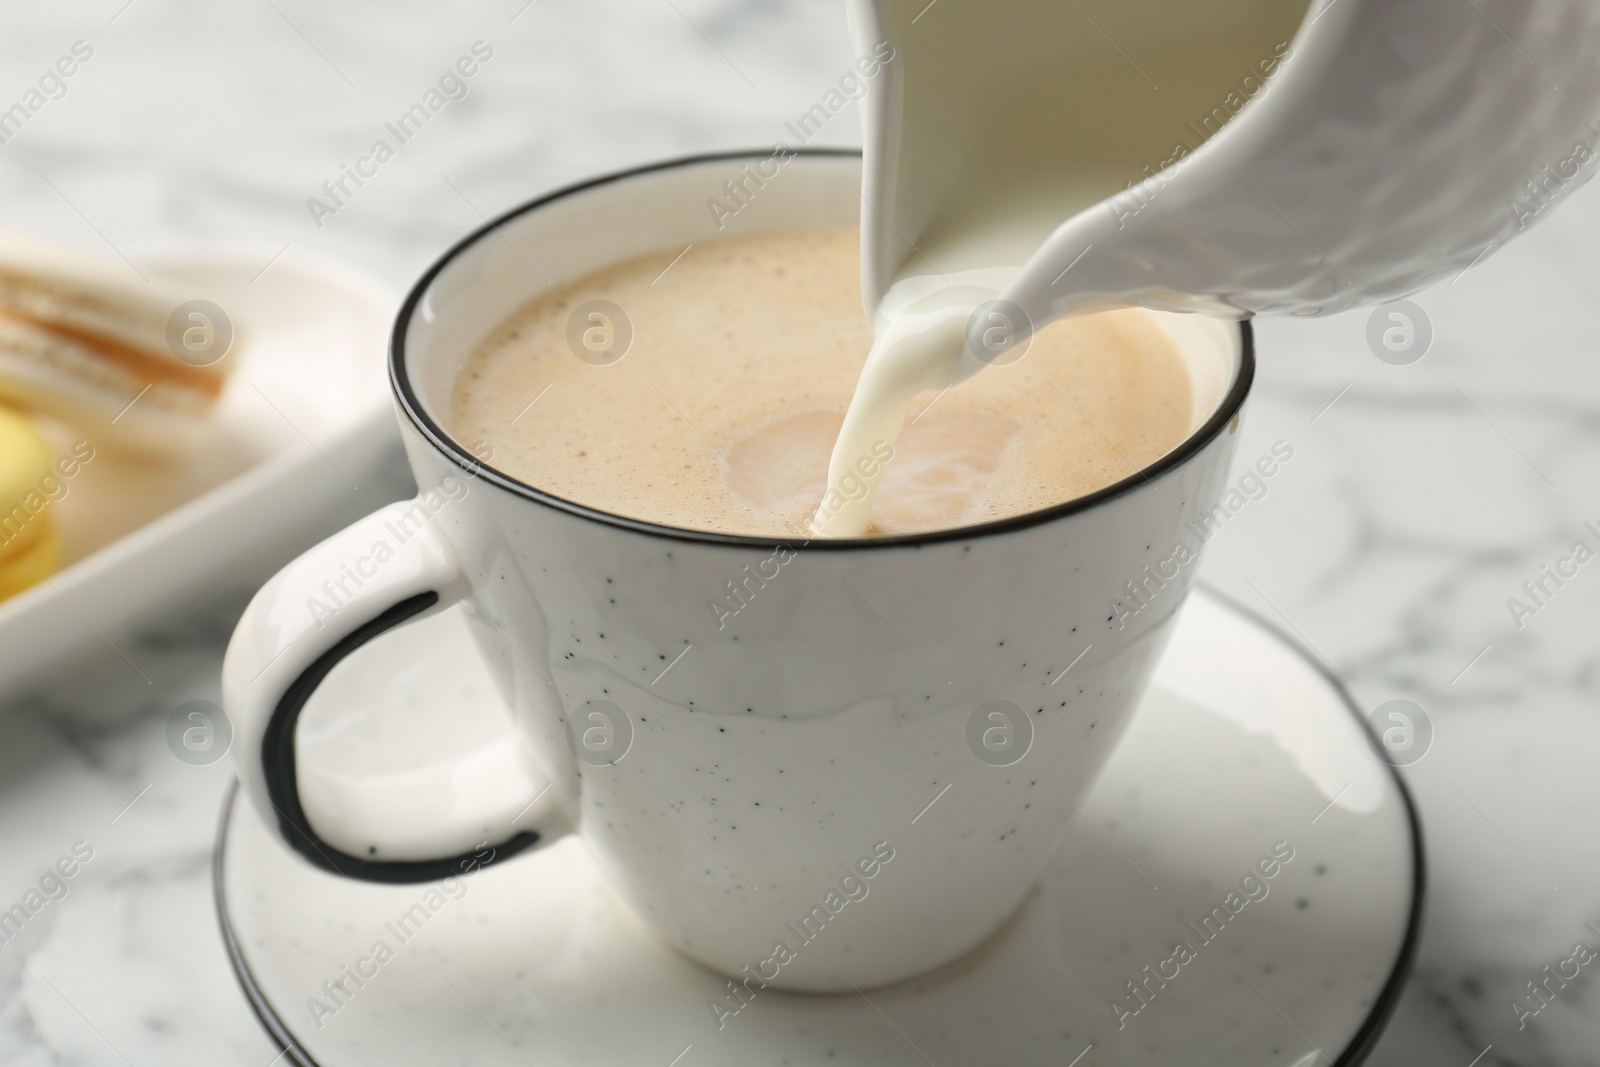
2 0 1600 1064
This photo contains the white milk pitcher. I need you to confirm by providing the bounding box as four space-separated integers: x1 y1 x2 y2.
851 0 1600 333
807 0 1600 535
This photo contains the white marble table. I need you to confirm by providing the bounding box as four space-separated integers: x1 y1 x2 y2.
2 1 1598 1064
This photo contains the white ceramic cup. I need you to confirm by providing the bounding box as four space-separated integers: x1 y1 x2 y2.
223 150 1252 992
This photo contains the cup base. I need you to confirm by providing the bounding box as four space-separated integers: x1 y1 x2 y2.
215 587 1421 1067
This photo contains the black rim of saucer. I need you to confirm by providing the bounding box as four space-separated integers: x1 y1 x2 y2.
212 585 1426 1067
387 147 1257 551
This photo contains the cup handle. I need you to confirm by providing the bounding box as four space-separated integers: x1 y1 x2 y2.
222 498 563 883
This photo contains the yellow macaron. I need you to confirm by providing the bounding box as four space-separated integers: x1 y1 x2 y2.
0 405 62 601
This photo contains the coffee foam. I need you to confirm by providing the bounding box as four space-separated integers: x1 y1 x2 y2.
450 228 1193 538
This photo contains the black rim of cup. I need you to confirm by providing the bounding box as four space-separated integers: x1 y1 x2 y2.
389 147 1257 550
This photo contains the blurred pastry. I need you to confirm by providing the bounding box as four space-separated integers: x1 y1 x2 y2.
0 405 61 601
0 232 237 454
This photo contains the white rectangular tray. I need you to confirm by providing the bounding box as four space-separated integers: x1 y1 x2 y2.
0 248 411 701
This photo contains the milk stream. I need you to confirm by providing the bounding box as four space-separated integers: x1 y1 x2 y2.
811 0 1311 537
811 269 1014 536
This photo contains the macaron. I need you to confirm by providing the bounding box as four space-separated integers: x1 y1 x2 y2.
0 405 62 602
0 232 238 454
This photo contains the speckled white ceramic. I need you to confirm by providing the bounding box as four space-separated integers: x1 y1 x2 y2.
222 152 1253 991
216 589 1422 1067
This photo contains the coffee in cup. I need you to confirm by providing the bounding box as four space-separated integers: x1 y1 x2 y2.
451 227 1194 538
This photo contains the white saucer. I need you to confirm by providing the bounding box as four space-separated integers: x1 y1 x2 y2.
215 588 1423 1067
0 248 405 699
